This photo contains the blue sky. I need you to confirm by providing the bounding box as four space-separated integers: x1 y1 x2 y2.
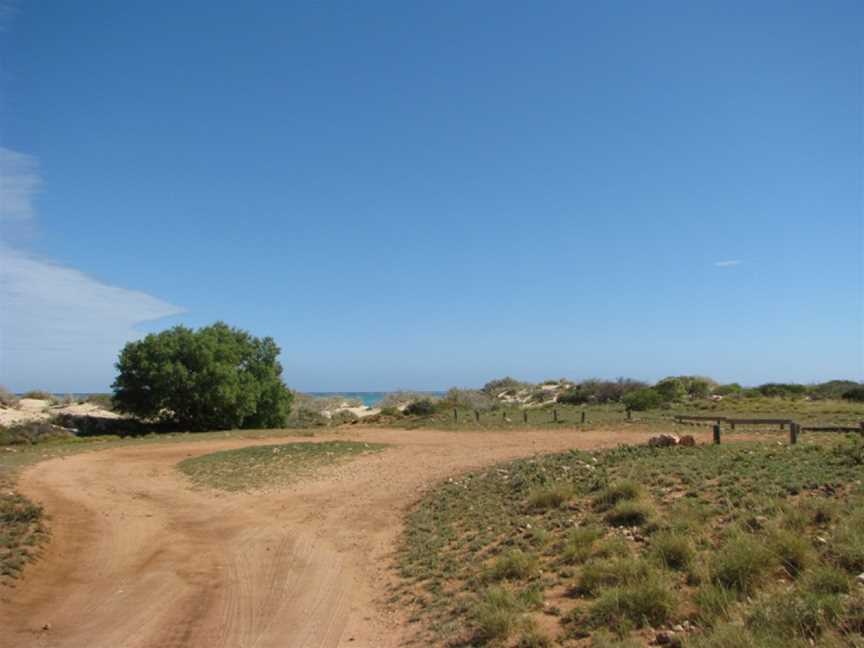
1 1 861 392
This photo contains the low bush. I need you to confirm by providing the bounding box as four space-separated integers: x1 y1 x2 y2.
0 422 75 445
403 399 437 417
622 388 663 411
841 386 864 402
0 386 18 407
20 390 53 401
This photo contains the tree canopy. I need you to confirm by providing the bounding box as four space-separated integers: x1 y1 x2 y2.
112 322 293 431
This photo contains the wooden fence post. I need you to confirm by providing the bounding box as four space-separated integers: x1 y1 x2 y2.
626 409 632 421
860 421 864 437
789 422 799 445
581 411 586 424
523 410 528 424
453 409 458 423
713 423 721 445
553 409 559 423
474 410 480 423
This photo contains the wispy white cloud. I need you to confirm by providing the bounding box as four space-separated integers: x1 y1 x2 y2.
714 260 743 267
0 147 185 390
0 245 185 388
0 147 42 221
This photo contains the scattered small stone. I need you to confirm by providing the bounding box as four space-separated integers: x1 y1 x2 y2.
42 623 51 632
672 624 685 633
678 435 696 447
856 573 864 585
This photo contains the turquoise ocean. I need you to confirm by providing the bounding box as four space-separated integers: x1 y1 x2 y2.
308 392 444 407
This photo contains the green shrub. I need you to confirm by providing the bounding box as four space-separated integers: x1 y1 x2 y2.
655 378 687 402
440 387 496 411
756 383 807 398
403 399 437 417
378 406 400 417
484 549 539 582
841 386 864 402
710 533 773 594
605 500 653 527
112 322 293 431
588 579 676 630
329 410 360 426
83 393 114 410
592 481 642 511
20 390 53 400
713 383 743 396
650 532 694 570
482 377 527 395
622 388 663 411
0 422 75 446
0 386 18 407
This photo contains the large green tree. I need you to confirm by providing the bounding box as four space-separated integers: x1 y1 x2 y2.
112 322 293 431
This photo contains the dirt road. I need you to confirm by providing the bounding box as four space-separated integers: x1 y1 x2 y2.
0 426 690 648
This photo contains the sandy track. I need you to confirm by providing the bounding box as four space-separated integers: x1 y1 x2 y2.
0 426 689 648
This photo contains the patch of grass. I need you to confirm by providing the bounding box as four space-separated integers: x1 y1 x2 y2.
178 441 387 491
471 586 525 642
484 549 539 582
650 531 693 570
575 557 654 596
710 532 773 595
802 565 850 595
747 590 845 640
526 484 573 511
605 500 653 527
397 438 864 646
828 508 864 573
767 528 813 577
592 480 642 512
0 488 47 584
695 583 737 625
560 525 605 565
587 578 676 631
